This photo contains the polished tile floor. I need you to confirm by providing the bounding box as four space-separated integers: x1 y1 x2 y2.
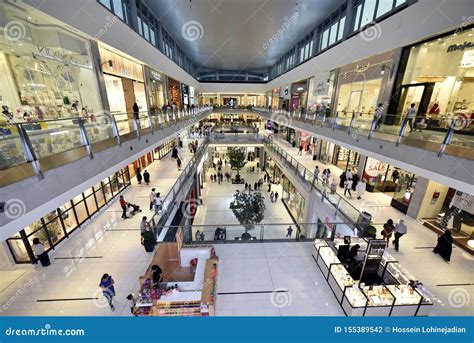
0 133 472 317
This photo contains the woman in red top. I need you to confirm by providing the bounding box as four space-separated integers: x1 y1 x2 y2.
119 195 128 219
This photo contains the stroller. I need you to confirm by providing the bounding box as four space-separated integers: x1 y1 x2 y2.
127 203 142 216
214 227 227 240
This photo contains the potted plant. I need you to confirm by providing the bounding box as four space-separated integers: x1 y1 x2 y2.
230 191 265 240
227 148 247 184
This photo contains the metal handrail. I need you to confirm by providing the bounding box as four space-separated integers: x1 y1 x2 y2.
0 107 212 176
252 107 473 155
148 136 209 229
264 138 361 225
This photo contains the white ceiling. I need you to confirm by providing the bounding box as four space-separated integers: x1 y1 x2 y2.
144 0 345 70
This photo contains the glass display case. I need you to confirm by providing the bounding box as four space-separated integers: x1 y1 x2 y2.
312 238 434 317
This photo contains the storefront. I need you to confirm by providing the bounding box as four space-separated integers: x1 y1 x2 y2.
282 177 305 223
144 66 167 114
280 85 290 111
334 50 398 121
99 45 148 120
0 3 103 121
318 141 361 172
389 28 474 132
266 91 273 108
181 83 190 107
290 80 309 112
361 157 417 214
307 70 337 114
167 77 181 107
264 154 305 223
271 88 280 109
6 168 131 264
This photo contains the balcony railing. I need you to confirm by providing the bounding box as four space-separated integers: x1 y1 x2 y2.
254 107 473 158
152 221 388 244
264 138 363 228
148 137 209 229
0 107 211 185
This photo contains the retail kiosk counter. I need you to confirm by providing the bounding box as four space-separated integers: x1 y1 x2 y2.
312 239 433 316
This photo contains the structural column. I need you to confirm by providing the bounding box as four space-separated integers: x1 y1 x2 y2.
407 177 449 220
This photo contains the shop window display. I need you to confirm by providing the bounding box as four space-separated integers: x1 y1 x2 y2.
397 29 474 133
0 4 102 121
6 168 131 264
282 177 305 223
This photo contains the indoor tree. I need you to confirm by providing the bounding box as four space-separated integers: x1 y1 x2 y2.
226 148 247 183
230 191 266 239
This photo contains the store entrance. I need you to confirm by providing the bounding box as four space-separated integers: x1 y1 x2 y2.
347 90 363 113
394 83 434 124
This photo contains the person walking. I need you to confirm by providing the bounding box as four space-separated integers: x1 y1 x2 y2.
286 225 293 238
274 191 279 202
382 219 395 244
313 166 320 184
32 238 50 267
433 230 453 263
171 146 178 159
99 274 116 311
268 183 271 192
136 168 142 184
296 226 301 239
133 103 139 120
140 216 149 238
374 103 384 130
393 219 407 251
254 182 257 191
119 195 128 219
270 191 274 203
406 103 417 132
154 193 162 213
298 145 303 156
345 169 353 181
177 157 182 170
344 178 353 197
143 170 150 185
149 188 156 211
330 178 338 194
322 169 328 185
355 180 366 200
326 170 331 185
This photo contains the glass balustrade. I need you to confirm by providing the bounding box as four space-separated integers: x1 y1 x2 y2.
264 139 364 227
253 107 473 151
0 107 211 173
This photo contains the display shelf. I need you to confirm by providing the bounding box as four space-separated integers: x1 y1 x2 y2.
312 238 434 317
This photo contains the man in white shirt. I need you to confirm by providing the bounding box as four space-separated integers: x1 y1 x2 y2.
406 103 416 132
345 169 353 181
149 188 156 211
313 166 320 184
393 219 407 251
140 216 149 237
154 193 163 213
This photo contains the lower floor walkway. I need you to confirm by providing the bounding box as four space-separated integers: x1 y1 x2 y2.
272 134 474 316
0 136 196 316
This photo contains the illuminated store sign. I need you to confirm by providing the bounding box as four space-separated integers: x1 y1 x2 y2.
447 41 474 53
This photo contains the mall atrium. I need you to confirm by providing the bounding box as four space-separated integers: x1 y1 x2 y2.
0 0 472 320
